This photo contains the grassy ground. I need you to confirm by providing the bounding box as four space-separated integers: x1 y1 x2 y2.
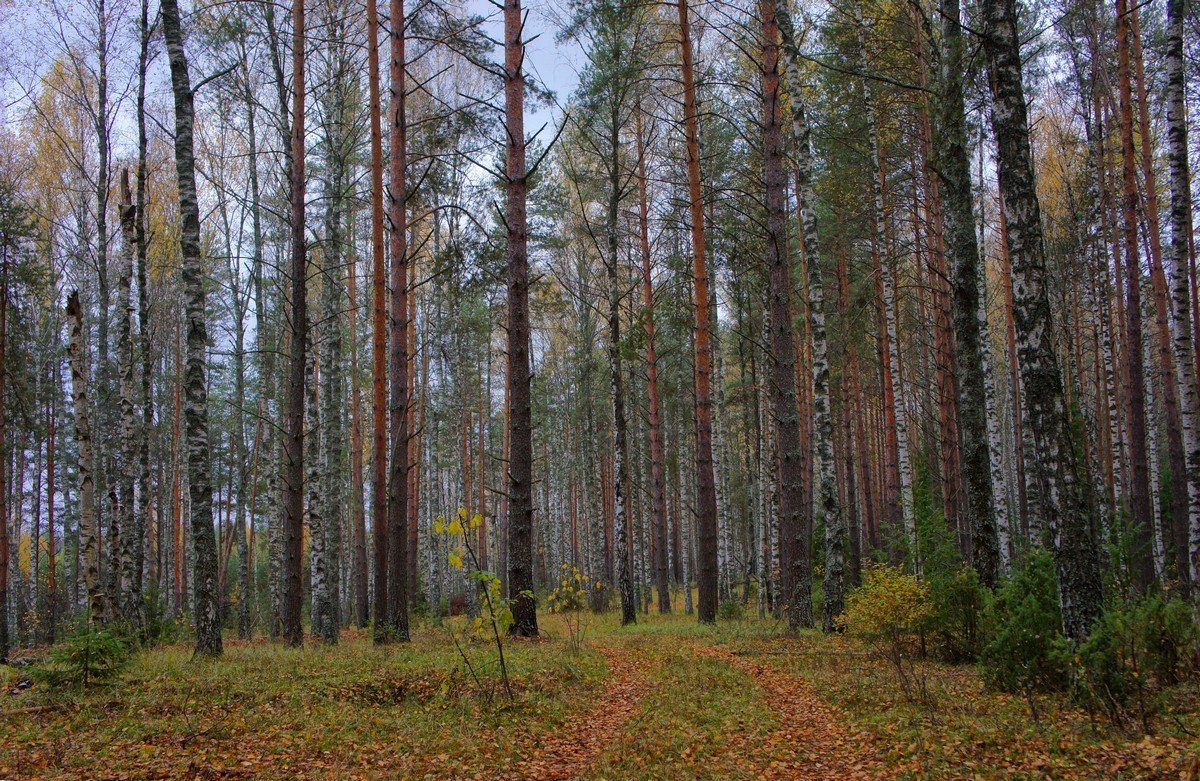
2 603 1197 779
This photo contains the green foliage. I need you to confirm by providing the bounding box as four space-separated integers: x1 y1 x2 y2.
33 628 132 688
928 565 991 663
718 600 747 622
980 551 1072 703
1072 595 1198 729
915 509 992 662
143 589 182 647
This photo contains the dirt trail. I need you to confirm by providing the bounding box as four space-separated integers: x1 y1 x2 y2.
506 644 653 780
697 644 883 780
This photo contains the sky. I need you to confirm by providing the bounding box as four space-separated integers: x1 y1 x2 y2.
467 0 583 132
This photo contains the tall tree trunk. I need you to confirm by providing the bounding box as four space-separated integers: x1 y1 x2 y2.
348 215 368 628
762 0 812 630
505 0 537 637
135 0 153 617
46 374 57 644
981 0 1104 640
778 5 843 631
385 0 411 641
365 0 390 639
0 263 6 659
1115 0 1157 593
636 108 670 614
1126 6 1188 591
116 171 144 631
277 0 308 648
67 293 106 628
1164 0 1199 593
676 0 719 625
936 0 998 585
161 0 222 656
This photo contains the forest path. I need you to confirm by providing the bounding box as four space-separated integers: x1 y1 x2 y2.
696 643 883 780
508 642 656 780
510 630 882 780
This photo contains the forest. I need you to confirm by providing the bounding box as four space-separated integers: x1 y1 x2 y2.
0 0 1199 775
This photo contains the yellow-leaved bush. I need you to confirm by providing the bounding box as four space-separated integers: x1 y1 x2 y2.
841 564 934 705
842 564 931 640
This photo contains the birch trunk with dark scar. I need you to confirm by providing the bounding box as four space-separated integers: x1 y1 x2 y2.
117 171 143 631
936 0 998 585
505 0 537 637
161 0 221 655
980 0 1103 640
1164 0 1198 593
777 5 842 630
70 309 105 625
762 0 811 630
306 328 324 637
677 0 720 625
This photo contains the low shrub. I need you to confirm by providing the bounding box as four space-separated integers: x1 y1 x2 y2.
979 551 1072 717
843 564 933 705
718 599 746 622
1073 594 1198 731
33 628 132 688
927 564 991 663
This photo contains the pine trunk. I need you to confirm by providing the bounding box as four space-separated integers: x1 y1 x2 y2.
505 0 537 637
677 0 720 625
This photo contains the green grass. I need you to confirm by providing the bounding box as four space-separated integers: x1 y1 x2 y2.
3 603 1197 779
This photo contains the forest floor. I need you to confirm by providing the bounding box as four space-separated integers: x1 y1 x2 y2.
2 605 1199 779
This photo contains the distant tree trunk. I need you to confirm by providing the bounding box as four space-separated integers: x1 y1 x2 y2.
504 0 537 637
0 262 6 659
936 0 998 586
763 0 813 630
385 0 411 641
677 0 719 625
161 0 222 656
46 376 57 644
365 0 390 639
408 285 421 603
636 108 670 614
1115 0 1157 593
348 217 368 628
981 0 1104 640
977 200 1012 573
1164 0 1199 592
